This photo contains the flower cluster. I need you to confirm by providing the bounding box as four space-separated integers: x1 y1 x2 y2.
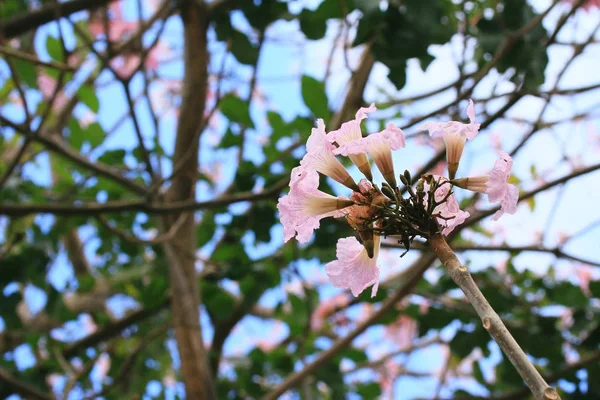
277 101 519 297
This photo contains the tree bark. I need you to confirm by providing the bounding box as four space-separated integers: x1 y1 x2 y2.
161 1 216 399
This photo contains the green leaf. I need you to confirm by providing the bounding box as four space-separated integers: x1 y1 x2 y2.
45 35 64 62
249 204 276 243
12 59 37 87
220 94 254 127
299 10 327 40
267 111 290 142
68 117 85 150
240 0 289 30
548 282 588 309
197 213 216 247
301 75 331 121
98 149 126 166
86 122 105 148
590 281 600 298
230 30 259 65
287 294 309 335
235 160 257 191
203 284 236 322
356 382 382 397
77 84 100 113
217 127 242 149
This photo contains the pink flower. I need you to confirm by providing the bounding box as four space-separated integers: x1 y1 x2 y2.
37 73 68 110
567 0 600 11
385 315 417 348
89 2 137 41
576 265 593 296
325 235 381 297
425 177 470 235
110 54 141 78
145 41 170 71
300 119 358 191
434 182 470 235
420 99 480 179
277 166 354 243
327 104 376 180
334 123 406 186
310 293 351 331
487 151 519 221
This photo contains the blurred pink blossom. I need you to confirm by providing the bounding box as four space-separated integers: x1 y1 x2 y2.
384 314 417 348
110 54 141 78
310 293 351 331
557 231 571 246
89 2 137 41
566 0 600 11
94 353 111 382
37 73 68 110
576 265 593 296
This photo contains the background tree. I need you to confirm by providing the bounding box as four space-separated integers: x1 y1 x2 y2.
0 0 600 399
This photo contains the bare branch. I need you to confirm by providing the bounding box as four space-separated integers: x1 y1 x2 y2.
0 0 117 39
0 366 52 400
430 233 559 400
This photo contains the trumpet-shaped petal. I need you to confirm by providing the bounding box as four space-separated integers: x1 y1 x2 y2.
420 99 480 140
487 152 519 220
325 235 381 297
334 123 406 186
301 119 358 190
419 100 480 179
328 105 376 180
278 166 354 243
451 175 489 193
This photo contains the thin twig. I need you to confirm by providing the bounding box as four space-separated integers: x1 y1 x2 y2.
430 233 560 400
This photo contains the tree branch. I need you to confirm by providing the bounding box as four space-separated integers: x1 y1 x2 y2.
0 0 118 39
384 242 600 268
430 233 560 400
0 366 52 400
0 177 289 216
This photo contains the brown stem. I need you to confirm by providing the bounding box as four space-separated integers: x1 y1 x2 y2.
0 367 52 400
429 233 560 400
0 0 117 39
159 0 216 398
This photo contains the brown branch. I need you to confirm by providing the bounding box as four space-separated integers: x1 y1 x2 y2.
95 212 187 245
328 46 374 130
0 117 148 195
0 46 75 71
159 0 216 398
0 0 117 39
82 324 169 400
384 242 600 268
0 366 52 400
260 253 436 400
430 233 559 400
0 176 289 216
63 298 168 358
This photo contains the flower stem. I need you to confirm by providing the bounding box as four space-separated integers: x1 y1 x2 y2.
430 232 561 400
